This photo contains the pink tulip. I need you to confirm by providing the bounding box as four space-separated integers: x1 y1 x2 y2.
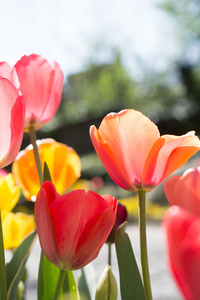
7 54 63 131
163 206 200 300
164 167 200 217
90 109 200 192
0 77 24 169
35 181 117 270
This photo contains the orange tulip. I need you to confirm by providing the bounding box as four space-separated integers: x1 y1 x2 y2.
90 109 200 192
12 139 81 201
2 212 35 249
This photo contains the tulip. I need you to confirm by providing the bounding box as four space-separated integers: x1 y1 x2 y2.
12 139 81 201
164 167 200 217
90 109 200 192
12 54 63 131
163 205 200 300
0 77 24 169
95 265 118 300
106 202 128 244
35 181 117 270
0 174 20 221
2 212 35 249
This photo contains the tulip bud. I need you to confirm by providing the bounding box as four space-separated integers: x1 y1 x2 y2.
95 265 117 300
106 202 128 244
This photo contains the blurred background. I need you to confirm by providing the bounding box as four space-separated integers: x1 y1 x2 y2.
1 0 200 209
2 0 200 207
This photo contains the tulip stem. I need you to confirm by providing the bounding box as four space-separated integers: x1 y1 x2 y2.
28 126 43 186
53 270 66 300
138 190 152 300
0 212 7 300
108 243 112 266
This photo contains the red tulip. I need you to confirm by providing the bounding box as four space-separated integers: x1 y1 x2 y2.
164 167 200 217
0 77 24 168
163 206 200 300
106 202 128 244
90 109 200 192
35 181 117 270
11 54 63 131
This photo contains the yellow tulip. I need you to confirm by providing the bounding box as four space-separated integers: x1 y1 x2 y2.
2 212 35 249
0 174 20 220
12 139 81 201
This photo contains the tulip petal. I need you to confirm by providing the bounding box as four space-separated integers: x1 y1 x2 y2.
69 206 116 270
163 206 200 300
143 132 200 189
0 78 24 168
0 62 12 80
41 62 63 124
35 187 60 267
165 167 200 216
163 176 180 206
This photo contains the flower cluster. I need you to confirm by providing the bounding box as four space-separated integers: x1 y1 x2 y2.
0 53 200 300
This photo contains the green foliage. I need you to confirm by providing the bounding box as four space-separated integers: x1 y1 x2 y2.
115 222 147 300
6 231 37 300
37 252 79 300
56 54 136 126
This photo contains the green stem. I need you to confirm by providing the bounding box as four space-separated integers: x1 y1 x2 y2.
138 190 152 300
108 243 112 266
0 212 7 300
28 126 43 186
53 270 66 300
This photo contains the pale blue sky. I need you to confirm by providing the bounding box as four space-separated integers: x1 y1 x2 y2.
0 0 178 78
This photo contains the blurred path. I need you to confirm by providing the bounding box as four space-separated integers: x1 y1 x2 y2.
24 223 182 300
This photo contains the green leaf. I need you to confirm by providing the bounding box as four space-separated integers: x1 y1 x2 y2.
78 264 96 300
37 252 60 300
37 252 79 300
115 222 147 300
63 271 79 300
43 162 52 182
6 231 37 300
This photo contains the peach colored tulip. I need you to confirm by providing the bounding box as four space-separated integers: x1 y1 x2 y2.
2 212 35 249
8 54 63 131
163 206 200 300
0 77 24 169
35 181 117 270
164 167 200 217
90 109 200 192
12 139 81 201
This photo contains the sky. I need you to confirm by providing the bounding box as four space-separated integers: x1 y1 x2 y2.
0 0 178 79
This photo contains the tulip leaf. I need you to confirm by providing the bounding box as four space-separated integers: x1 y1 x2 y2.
63 271 79 300
6 230 37 300
115 222 147 300
78 264 96 300
37 252 79 300
43 162 52 182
